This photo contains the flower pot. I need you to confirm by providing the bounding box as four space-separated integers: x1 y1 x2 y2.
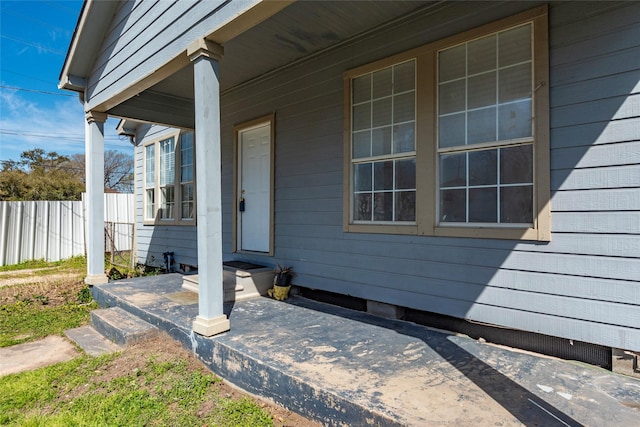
275 272 292 287
268 284 291 301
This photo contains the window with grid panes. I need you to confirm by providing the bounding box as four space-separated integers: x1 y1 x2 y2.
143 131 195 225
351 60 416 223
438 24 534 226
344 7 550 240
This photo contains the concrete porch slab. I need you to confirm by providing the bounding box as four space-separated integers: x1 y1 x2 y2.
92 274 640 426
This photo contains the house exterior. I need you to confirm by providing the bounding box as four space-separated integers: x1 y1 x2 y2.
60 1 639 362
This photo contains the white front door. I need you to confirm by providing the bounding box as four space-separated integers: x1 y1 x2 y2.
237 122 272 253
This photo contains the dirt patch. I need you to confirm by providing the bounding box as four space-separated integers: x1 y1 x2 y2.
86 334 321 427
0 276 86 307
0 267 83 287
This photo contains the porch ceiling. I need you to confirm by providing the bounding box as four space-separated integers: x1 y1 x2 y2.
108 0 435 128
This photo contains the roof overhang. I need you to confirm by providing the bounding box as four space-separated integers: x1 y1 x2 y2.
60 0 437 128
58 0 119 92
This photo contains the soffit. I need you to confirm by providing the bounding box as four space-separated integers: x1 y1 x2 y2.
151 1 434 98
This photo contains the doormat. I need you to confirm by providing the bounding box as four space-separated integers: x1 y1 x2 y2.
223 261 267 270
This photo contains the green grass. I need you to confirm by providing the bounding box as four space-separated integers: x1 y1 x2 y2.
0 353 274 427
0 300 97 347
0 256 86 274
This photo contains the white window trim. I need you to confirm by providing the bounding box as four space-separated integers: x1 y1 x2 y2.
143 130 197 226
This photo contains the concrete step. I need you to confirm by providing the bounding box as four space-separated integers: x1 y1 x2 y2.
65 325 122 356
90 307 159 346
182 265 276 302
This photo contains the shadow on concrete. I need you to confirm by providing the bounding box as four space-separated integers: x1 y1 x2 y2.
289 296 584 427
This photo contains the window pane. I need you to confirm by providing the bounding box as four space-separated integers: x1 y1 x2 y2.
372 127 391 157
394 61 415 93
182 183 194 201
500 185 532 223
440 153 466 187
353 130 371 158
469 187 497 222
468 34 496 75
354 193 372 221
500 145 533 184
498 99 532 140
181 184 194 219
440 189 466 222
145 145 155 187
438 113 465 148
499 63 531 103
146 189 154 219
469 149 497 186
354 163 372 191
393 122 415 153
182 202 194 220
396 191 416 221
373 67 392 99
373 192 393 221
467 107 497 145
499 25 531 67
374 161 393 191
439 44 465 82
396 158 416 189
393 91 415 123
468 72 496 109
180 133 194 183
439 80 465 114
373 98 392 127
353 74 371 104
160 138 175 186
161 186 175 219
353 103 371 131
349 61 417 224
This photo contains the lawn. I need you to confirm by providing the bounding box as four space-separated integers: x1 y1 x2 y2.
0 256 318 427
0 256 94 347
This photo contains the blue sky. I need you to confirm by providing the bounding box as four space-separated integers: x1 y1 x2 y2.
0 0 131 164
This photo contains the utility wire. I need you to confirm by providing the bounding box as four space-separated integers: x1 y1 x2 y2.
0 7 70 33
0 130 128 143
0 68 58 85
0 34 66 56
0 85 75 97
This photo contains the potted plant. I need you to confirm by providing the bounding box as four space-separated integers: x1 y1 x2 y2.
268 263 294 300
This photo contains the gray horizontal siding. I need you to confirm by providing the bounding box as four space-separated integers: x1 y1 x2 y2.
128 1 639 351
86 0 259 110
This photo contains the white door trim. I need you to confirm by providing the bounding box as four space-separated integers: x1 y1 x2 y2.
233 114 275 255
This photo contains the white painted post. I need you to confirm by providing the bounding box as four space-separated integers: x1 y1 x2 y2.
84 111 108 285
188 39 230 336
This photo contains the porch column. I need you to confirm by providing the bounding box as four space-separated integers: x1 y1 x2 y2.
84 111 108 285
188 39 230 336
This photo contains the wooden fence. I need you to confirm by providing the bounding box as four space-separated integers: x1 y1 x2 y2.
0 193 134 266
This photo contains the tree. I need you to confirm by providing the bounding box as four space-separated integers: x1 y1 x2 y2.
0 149 84 201
65 150 134 193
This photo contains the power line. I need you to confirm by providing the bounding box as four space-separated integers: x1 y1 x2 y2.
0 7 70 34
0 68 58 85
44 0 80 16
0 129 126 143
0 85 75 97
0 131 132 151
0 34 66 56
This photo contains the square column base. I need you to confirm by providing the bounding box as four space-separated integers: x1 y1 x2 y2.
85 274 109 285
193 315 230 337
